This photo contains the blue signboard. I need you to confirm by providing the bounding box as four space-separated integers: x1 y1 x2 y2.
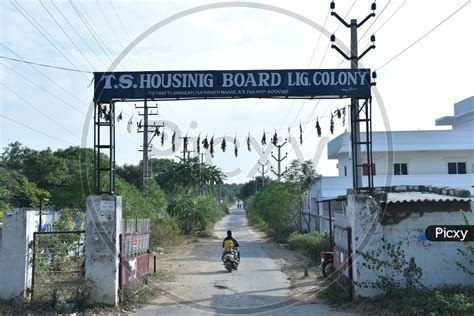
93 69 371 102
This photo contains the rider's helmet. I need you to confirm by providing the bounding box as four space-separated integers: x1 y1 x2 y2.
227 230 232 237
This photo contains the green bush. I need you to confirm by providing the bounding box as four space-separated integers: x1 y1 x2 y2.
353 285 474 315
150 211 181 249
168 194 225 234
287 231 331 261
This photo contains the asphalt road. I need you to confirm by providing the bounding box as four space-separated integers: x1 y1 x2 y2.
134 205 353 315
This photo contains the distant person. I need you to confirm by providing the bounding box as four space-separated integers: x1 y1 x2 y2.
222 230 240 260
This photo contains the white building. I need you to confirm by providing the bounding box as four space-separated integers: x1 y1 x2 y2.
307 96 474 233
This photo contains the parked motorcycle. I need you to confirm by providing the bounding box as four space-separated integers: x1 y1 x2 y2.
319 251 335 277
222 248 239 272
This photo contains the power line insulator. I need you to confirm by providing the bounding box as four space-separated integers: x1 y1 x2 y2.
371 2 376 11
331 34 336 42
330 1 335 10
372 71 377 79
371 34 376 42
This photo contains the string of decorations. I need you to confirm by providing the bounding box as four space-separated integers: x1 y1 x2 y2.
113 104 348 157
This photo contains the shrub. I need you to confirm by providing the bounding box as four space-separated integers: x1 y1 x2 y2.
287 231 331 261
168 194 225 234
150 211 181 249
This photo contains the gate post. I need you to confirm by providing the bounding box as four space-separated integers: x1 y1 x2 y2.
0 210 35 300
85 196 122 306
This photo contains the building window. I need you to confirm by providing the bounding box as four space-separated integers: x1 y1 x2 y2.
394 163 408 175
344 166 347 176
448 162 467 174
362 163 376 176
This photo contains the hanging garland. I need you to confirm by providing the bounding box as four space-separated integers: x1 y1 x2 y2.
221 136 227 152
128 102 350 158
331 114 335 134
272 130 278 146
171 129 176 152
234 135 238 157
342 107 346 126
196 134 201 154
127 114 133 133
247 132 251 152
316 118 322 137
210 136 215 157
183 134 189 152
137 119 142 133
299 123 303 145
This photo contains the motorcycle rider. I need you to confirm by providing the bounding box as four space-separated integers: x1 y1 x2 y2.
222 230 240 261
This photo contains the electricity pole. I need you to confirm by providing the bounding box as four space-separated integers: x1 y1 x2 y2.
257 161 269 188
270 141 288 181
137 101 163 187
330 0 376 190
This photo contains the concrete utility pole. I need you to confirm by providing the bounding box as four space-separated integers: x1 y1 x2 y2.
330 0 376 190
137 101 163 187
257 161 269 188
270 141 288 181
179 136 195 162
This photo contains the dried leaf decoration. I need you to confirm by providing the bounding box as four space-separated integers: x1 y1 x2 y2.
210 136 215 158
261 130 266 146
316 118 322 137
299 123 303 145
234 135 238 157
183 134 188 152
247 133 251 152
221 136 227 152
196 134 201 154
330 114 335 135
342 107 346 126
137 119 142 133
202 135 209 150
154 127 160 137
161 128 165 146
335 108 342 119
171 129 176 152
127 115 133 133
117 111 123 122
272 130 278 146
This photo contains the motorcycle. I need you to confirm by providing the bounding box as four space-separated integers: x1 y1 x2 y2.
319 251 335 277
222 247 240 272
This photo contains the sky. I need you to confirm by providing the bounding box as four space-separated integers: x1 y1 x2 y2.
1 0 473 184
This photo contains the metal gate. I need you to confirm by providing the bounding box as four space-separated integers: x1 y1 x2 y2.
333 225 353 298
31 231 86 304
119 219 150 299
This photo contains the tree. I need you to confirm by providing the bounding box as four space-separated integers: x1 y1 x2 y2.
0 166 50 209
284 160 320 232
246 180 297 241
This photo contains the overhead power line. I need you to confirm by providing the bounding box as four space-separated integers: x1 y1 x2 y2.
10 0 90 78
0 114 74 145
1 82 79 139
39 0 97 71
50 0 109 68
377 0 471 70
0 62 86 115
0 55 93 73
